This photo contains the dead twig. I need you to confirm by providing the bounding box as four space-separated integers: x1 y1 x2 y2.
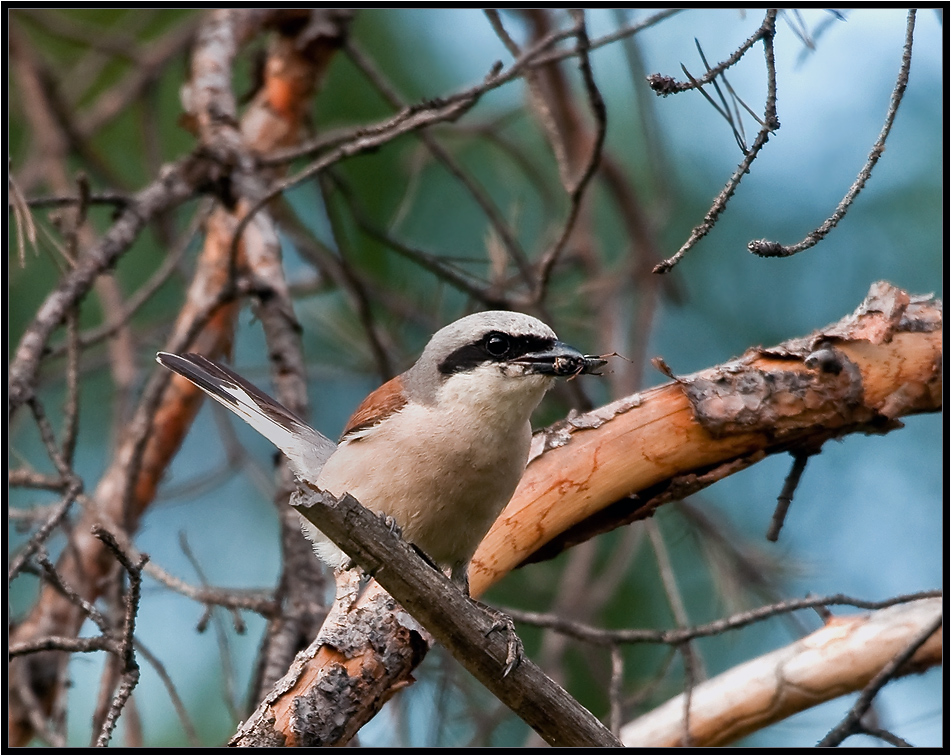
653 9 780 274
501 590 941 647
748 9 917 258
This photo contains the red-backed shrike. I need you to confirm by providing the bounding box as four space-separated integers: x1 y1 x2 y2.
157 311 602 589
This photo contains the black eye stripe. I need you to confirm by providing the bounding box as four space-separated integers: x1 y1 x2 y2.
502 334 555 359
438 333 555 374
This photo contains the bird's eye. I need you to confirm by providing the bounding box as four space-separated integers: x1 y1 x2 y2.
484 332 511 358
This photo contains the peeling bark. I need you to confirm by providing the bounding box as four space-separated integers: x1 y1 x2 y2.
619 597 942 747
471 281 941 584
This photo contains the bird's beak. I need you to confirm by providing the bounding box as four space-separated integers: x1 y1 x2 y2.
512 341 607 377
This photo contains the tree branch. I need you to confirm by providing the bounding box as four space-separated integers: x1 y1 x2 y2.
619 597 942 747
471 281 941 586
276 488 621 748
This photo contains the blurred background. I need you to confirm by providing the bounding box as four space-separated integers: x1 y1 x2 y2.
8 8 943 747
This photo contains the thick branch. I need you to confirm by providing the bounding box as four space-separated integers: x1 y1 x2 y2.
619 597 942 747
284 489 621 748
470 281 941 589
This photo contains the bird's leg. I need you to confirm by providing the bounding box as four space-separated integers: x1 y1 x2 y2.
450 564 523 677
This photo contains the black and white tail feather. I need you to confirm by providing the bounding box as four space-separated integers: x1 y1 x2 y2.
155 352 335 479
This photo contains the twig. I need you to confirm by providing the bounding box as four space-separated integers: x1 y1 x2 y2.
145 560 279 616
9 634 114 657
534 9 608 303
326 160 509 307
8 479 82 581
8 152 204 413
502 590 942 647
817 611 941 746
61 310 81 467
646 13 773 96
749 9 917 258
345 39 536 289
45 202 209 359
653 9 779 274
766 451 812 542
133 640 202 747
318 174 395 382
178 531 242 722
8 469 72 491
9 170 40 265
608 645 624 736
33 543 112 634
26 397 72 479
532 9 684 69
647 520 701 746
856 724 913 748
17 190 131 209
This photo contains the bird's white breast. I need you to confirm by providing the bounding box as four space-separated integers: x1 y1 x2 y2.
310 365 552 573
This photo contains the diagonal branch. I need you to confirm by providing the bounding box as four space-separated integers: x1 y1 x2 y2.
239 486 623 748
620 597 942 747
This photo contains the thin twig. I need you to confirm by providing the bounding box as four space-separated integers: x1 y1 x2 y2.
766 451 812 542
534 9 608 303
46 202 209 359
26 397 72 480
647 520 700 746
8 479 82 581
533 9 684 70
133 640 202 747
654 9 779 274
144 559 279 616
178 531 242 722
608 644 624 737
856 724 913 748
502 590 942 647
318 174 395 382
61 309 81 467
17 190 131 209
326 153 510 307
749 9 917 258
646 12 773 96
9 151 204 413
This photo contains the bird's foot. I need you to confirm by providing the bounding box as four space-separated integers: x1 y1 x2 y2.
377 512 403 539
476 601 524 677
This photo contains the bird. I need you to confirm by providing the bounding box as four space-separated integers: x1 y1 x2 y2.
156 311 603 592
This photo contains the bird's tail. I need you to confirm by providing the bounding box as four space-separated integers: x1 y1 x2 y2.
156 352 335 479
